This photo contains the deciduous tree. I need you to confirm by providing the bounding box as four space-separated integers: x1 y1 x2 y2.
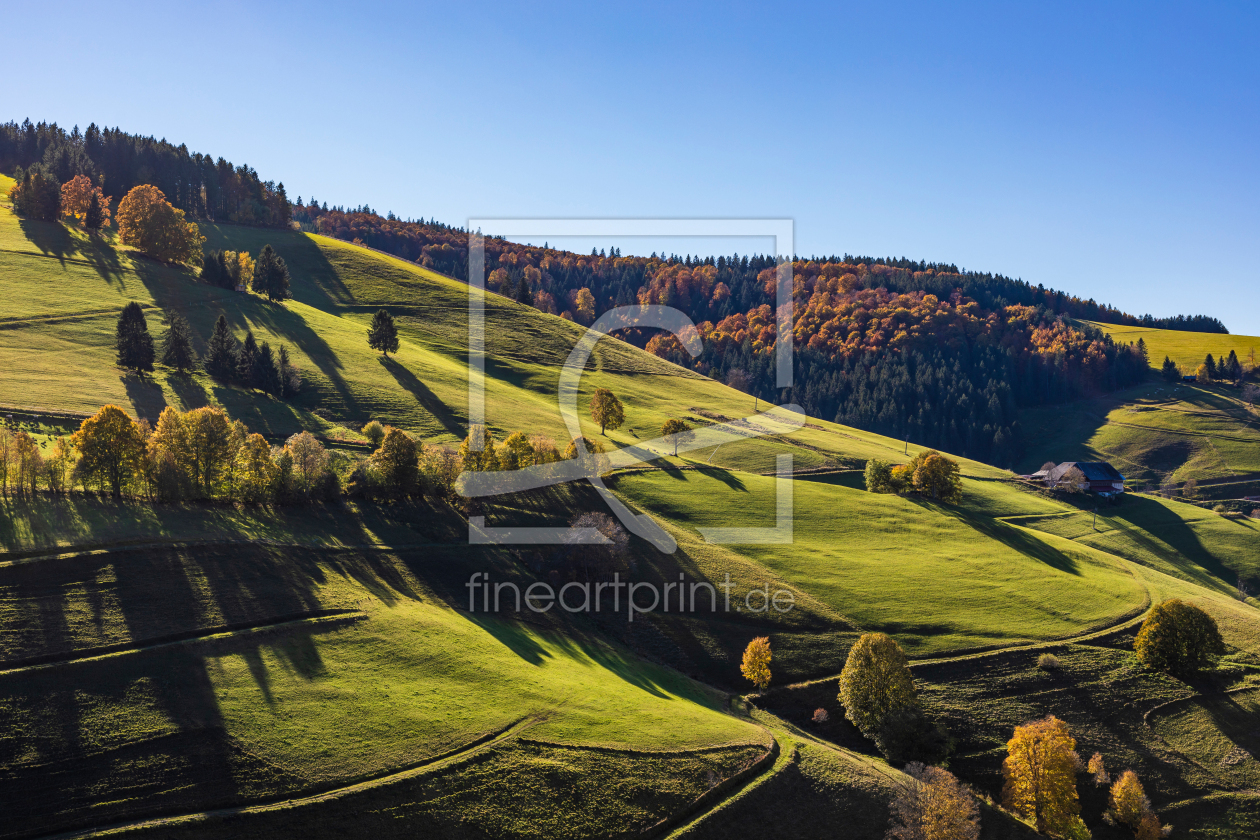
371 427 419 497
367 309 399 356
361 420 386 448
71 405 146 497
116 185 204 263
1001 716 1086 837
60 174 110 227
285 431 329 498
839 633 920 739
887 762 980 840
741 636 772 690
9 168 61 220
1135 598 1225 677
590 387 624 434
661 418 694 456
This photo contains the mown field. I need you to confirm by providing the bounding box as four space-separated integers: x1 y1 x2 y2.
2 176 1260 838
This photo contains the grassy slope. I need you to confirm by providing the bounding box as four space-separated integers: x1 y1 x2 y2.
1016 379 1260 483
4 185 1260 837
1084 319 1260 374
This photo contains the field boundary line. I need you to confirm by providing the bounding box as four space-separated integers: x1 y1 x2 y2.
0 609 366 676
653 733 789 840
30 716 536 840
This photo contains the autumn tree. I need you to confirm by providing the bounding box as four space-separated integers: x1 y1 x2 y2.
370 427 419 497
1001 716 1087 838
661 418 694 456
116 184 204 263
115 302 155 372
1107 770 1154 830
887 762 981 840
497 431 535 470
1087 752 1109 786
160 313 197 373
838 633 920 739
184 407 237 498
1135 598 1225 677
46 436 74 495
589 387 625 434
367 309 400 356
252 244 291 302
12 431 42 495
573 287 596 324
741 636 772 691
234 433 278 503
459 426 500 472
60 174 110 228
285 431 331 499
912 451 962 502
71 405 146 497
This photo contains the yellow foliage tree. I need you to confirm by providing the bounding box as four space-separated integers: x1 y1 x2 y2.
235 433 278 503
888 762 980 840
838 632 920 738
459 425 500 472
1107 770 1151 829
573 287 596 324
1001 716 1087 837
60 174 110 227
71 405 147 497
116 185 204 263
740 636 772 690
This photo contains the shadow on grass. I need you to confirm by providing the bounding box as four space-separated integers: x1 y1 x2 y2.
379 355 464 437
926 500 1084 575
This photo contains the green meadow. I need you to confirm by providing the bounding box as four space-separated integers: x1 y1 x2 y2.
2 179 1260 838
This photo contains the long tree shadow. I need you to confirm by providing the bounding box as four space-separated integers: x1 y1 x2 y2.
379 355 465 437
927 500 1084 575
121 372 169 422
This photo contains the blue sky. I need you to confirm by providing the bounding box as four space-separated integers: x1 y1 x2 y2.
7 0 1258 333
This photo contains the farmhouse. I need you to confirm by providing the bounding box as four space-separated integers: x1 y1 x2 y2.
1039 461 1126 493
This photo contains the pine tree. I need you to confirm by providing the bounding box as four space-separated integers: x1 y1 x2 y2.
1225 349 1242 381
277 345 296 398
1205 353 1218 380
252 244 291 302
205 314 239 379
84 191 105 231
367 309 400 356
1161 356 1179 382
1136 336 1148 367
115 302 155 372
254 341 282 395
237 331 259 386
160 313 198 373
515 277 533 305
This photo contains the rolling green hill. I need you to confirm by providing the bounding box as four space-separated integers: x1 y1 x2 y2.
1084 319 1260 374
3 171 1260 839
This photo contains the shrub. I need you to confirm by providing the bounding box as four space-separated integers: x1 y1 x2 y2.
1087 752 1109 786
361 420 386 448
1038 653 1061 671
1135 598 1226 677
864 459 893 493
812 708 829 724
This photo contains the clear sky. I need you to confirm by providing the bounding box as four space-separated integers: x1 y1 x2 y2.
7 0 1258 333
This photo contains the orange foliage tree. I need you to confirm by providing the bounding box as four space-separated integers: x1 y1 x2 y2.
60 175 110 227
116 185 204 263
